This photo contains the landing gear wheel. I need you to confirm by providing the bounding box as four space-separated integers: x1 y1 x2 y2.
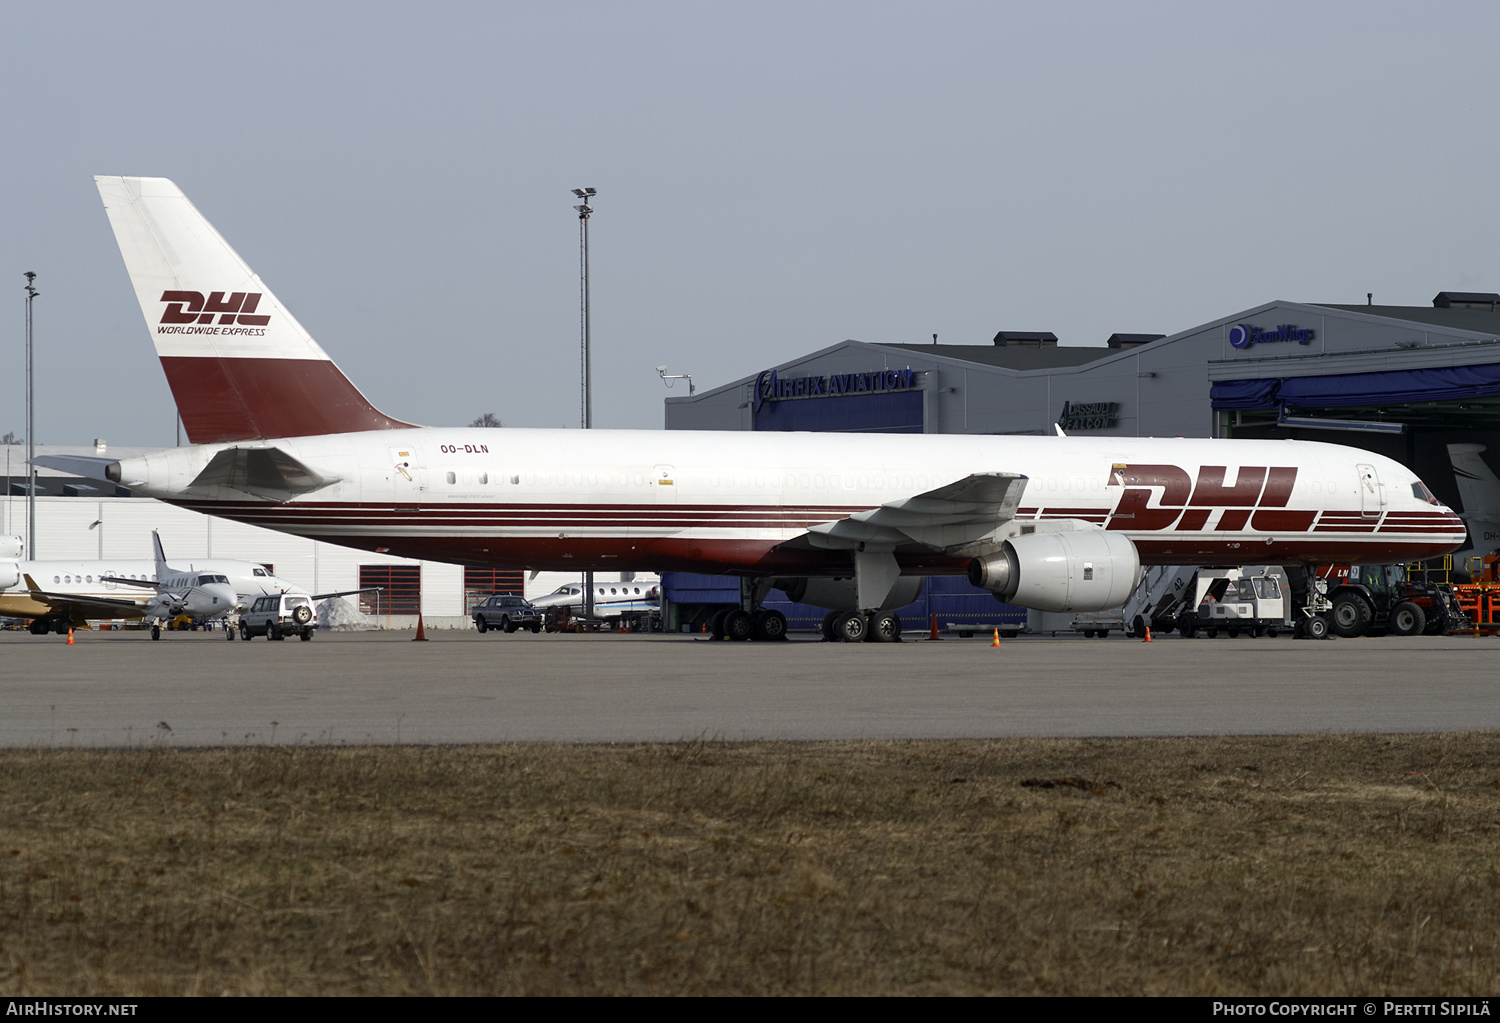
475 616 488 634
868 611 901 643
28 618 50 635
1330 594 1372 638
151 625 160 641
1305 616 1330 640
1388 601 1426 637
820 611 839 642
753 609 788 641
832 610 867 643
723 608 754 641
709 609 729 640
240 621 252 641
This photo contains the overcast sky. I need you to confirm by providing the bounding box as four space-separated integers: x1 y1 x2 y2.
4 1 1498 446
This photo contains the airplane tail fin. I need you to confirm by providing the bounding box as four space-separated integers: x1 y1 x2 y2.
1447 444 1500 516
95 176 413 443
152 530 168 580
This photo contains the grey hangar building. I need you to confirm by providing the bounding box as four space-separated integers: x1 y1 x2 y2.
659 293 1500 633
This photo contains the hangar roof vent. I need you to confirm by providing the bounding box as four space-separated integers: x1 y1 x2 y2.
1106 333 1166 349
1433 291 1500 310
992 331 1058 347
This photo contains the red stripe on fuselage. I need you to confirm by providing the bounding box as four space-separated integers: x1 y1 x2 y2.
161 356 413 443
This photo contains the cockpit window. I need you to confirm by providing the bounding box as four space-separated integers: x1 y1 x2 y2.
198 574 229 585
1412 481 1439 505
253 568 268 577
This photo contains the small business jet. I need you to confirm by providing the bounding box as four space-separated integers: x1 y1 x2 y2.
528 573 662 623
1 530 297 639
35 176 1467 643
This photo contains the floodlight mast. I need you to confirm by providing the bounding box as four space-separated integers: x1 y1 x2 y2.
572 188 596 431
23 272 38 559
571 188 598 622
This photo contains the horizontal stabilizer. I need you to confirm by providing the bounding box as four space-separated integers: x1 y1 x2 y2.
29 454 130 486
187 447 340 502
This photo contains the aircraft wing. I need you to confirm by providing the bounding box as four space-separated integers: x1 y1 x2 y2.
186 447 340 502
309 587 381 601
803 472 1029 554
21 575 149 616
100 576 157 588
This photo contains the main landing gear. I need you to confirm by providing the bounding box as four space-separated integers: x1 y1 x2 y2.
708 607 789 642
820 609 902 643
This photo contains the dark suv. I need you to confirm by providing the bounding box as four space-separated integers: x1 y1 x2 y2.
473 594 543 634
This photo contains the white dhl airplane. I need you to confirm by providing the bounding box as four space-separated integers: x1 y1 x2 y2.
0 529 296 638
38 176 1466 642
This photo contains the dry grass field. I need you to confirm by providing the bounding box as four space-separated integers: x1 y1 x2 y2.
1 734 1498 995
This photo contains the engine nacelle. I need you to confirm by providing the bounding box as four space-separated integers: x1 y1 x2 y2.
0 535 22 559
967 531 1140 612
0 563 20 590
775 575 924 612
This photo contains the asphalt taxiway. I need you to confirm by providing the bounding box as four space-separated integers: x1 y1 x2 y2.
1 629 1495 746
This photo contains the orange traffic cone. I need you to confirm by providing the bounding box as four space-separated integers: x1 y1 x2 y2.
413 616 429 642
991 628 1001 648
66 626 75 645
929 613 941 641
1143 626 1152 643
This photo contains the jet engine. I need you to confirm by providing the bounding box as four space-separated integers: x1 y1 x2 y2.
0 563 19 590
0 535 21 559
967 530 1139 612
775 575 924 612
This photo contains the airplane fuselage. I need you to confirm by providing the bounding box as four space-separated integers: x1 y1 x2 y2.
111 428 1465 576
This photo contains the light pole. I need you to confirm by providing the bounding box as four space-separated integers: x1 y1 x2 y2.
24 272 38 559
572 188 597 622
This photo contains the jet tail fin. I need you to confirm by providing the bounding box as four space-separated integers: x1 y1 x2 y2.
95 176 414 443
1448 444 1500 517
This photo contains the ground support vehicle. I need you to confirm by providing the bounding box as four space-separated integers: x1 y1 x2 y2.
473 595 543 634
1175 568 1290 639
1446 584 1498 635
1312 565 1461 638
240 593 316 641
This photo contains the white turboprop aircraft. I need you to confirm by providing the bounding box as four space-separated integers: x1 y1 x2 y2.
0 530 295 639
36 176 1466 642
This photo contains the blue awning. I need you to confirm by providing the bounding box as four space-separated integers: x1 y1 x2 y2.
1212 363 1500 410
